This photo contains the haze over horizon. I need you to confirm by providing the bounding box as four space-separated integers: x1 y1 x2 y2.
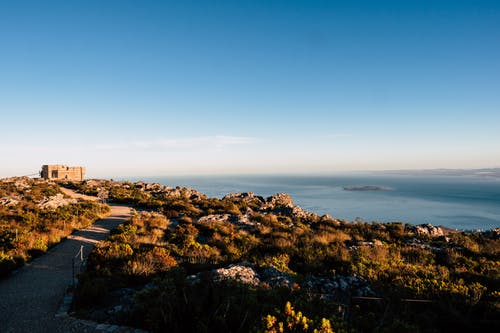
1 1 499 178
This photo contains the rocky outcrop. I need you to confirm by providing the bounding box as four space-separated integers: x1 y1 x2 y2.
259 267 294 288
197 214 257 229
82 180 207 201
289 205 318 220
319 214 341 226
186 262 375 302
406 223 444 238
264 193 294 209
161 186 206 200
0 177 33 190
304 275 375 301
38 193 77 210
0 196 20 207
134 182 163 192
257 193 319 220
187 263 293 287
223 192 264 203
212 263 260 286
145 183 163 192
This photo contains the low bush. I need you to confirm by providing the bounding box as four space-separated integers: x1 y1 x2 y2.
0 178 109 276
69 180 500 332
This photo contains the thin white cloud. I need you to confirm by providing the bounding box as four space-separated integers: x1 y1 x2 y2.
322 133 353 139
95 135 257 151
0 136 256 154
0 144 67 153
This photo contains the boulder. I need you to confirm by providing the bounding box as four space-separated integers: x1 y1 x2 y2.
265 193 294 208
407 223 444 238
212 263 260 286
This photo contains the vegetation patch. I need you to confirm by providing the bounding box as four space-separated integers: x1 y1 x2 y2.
66 180 500 332
0 177 109 277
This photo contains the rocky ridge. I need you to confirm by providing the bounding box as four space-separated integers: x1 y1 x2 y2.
186 262 375 300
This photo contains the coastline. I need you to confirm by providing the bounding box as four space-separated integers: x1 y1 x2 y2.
118 174 500 231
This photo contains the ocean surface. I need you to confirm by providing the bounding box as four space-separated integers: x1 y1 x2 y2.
129 174 500 231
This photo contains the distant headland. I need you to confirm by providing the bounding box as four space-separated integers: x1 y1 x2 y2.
378 167 500 178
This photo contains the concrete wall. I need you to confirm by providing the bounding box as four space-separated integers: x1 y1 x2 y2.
41 165 86 181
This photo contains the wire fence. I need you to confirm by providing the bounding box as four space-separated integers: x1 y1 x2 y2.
72 245 85 288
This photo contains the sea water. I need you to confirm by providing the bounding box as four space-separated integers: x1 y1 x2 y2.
130 174 500 231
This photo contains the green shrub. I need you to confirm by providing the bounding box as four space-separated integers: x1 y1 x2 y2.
0 252 16 277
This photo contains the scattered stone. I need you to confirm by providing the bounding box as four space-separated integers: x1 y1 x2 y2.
38 193 77 210
197 214 231 224
259 267 294 288
304 275 375 301
349 239 385 249
197 214 258 230
0 196 20 207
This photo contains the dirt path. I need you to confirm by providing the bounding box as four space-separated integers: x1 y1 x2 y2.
60 187 99 202
0 197 133 332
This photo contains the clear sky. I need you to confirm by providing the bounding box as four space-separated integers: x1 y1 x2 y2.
1 0 499 178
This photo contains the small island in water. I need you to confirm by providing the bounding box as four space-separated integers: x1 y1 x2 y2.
343 185 392 191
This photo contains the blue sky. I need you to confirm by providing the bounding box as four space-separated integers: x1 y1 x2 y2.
1 0 499 177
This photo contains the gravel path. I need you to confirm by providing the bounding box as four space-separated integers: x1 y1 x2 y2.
0 204 133 333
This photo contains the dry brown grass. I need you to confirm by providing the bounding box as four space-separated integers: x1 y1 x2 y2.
137 228 166 246
313 230 351 245
132 212 170 230
125 247 177 276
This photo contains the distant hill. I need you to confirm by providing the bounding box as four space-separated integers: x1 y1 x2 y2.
378 168 500 178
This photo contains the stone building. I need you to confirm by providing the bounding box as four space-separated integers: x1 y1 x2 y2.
40 165 86 181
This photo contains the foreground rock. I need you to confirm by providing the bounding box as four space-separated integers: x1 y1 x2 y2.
38 193 77 209
186 262 375 302
406 223 445 238
212 263 260 286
